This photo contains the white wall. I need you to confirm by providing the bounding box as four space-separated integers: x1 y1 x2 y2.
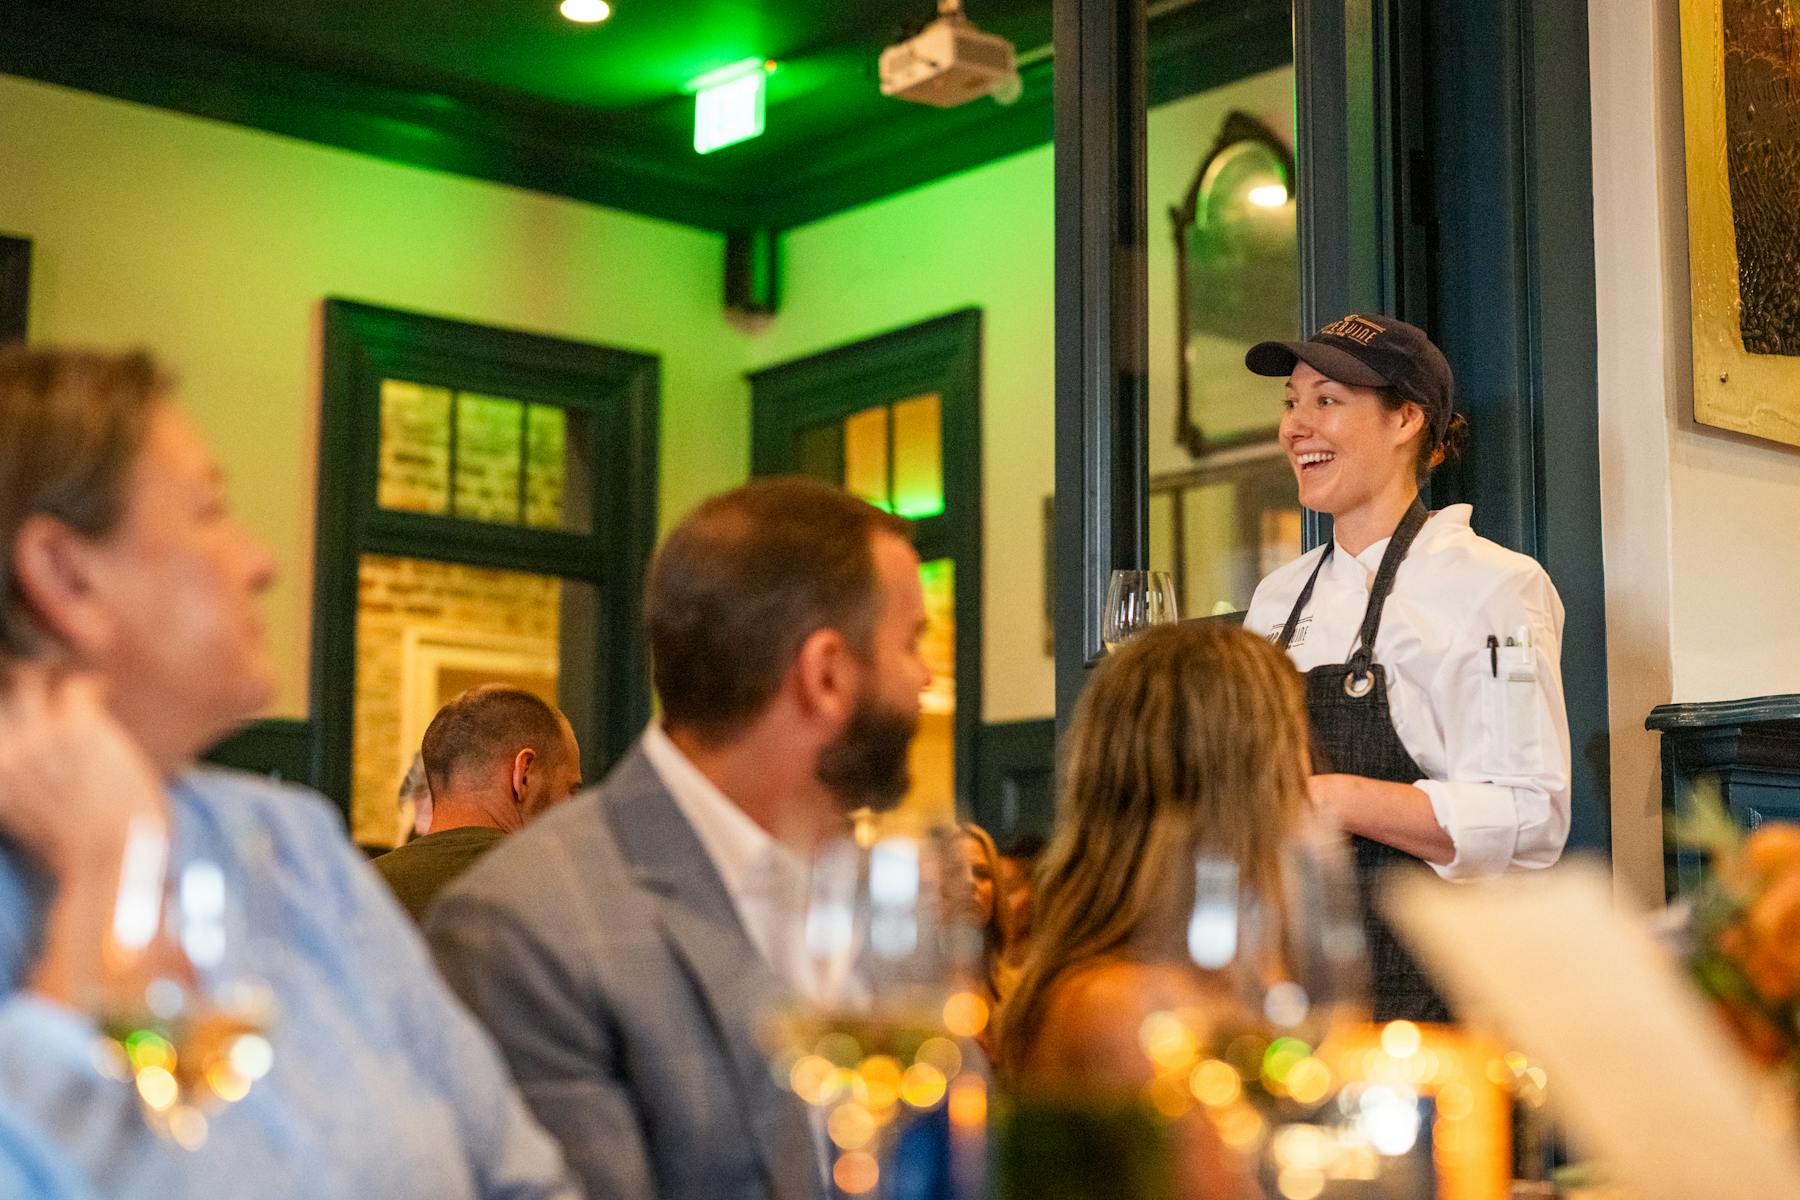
1590 0 1800 905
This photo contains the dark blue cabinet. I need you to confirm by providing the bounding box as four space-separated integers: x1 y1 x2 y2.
1649 696 1800 900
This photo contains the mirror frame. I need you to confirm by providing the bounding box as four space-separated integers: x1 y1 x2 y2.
1169 109 1296 461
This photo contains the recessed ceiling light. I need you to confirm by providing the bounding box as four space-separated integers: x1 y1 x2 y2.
560 0 611 23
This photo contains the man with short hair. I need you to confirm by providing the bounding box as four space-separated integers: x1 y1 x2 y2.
428 478 930 1200
375 685 582 923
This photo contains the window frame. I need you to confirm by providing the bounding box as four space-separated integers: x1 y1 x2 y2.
311 299 659 822
0 235 28 342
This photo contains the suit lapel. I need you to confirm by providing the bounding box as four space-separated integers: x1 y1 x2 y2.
603 748 821 1200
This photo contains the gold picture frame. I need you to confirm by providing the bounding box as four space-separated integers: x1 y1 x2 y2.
1679 0 1800 448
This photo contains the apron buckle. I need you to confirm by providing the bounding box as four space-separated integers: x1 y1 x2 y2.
1344 670 1374 698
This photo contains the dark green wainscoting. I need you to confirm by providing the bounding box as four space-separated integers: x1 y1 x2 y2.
202 719 319 794
973 718 1058 845
1650 695 1800 901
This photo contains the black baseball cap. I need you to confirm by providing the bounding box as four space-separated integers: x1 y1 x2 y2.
1245 314 1455 443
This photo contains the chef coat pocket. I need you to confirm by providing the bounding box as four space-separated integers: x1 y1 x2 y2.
1480 643 1546 779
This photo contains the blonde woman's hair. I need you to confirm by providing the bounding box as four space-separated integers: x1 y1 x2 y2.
958 820 1007 1001
995 621 1311 1077
0 346 170 664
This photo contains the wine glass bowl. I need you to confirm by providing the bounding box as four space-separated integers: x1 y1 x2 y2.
94 844 275 1149
1135 824 1381 1188
764 816 988 1198
1103 571 1180 653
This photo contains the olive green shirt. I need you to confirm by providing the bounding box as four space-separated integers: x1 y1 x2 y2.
373 826 508 924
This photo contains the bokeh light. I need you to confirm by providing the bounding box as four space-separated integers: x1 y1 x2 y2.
948 1076 987 1128
834 1151 880 1195
1190 1058 1242 1107
136 1066 179 1112
828 1103 877 1151
943 993 989 1038
1380 1020 1422 1060
900 1062 947 1109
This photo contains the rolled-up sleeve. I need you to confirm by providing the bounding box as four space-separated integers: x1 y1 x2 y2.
1415 569 1572 880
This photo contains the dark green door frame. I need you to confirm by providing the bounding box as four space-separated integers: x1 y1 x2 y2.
1408 0 1610 854
0 235 28 343
311 300 659 822
1051 0 1149 727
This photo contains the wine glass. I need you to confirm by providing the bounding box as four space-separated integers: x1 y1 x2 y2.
92 814 275 1149
764 813 988 1199
1131 820 1447 1196
1103 570 1179 653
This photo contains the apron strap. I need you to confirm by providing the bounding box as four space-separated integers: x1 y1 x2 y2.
1346 498 1431 681
1276 498 1432 670
1276 545 1332 650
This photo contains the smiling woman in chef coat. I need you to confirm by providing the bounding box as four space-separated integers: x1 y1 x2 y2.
1240 313 1572 1023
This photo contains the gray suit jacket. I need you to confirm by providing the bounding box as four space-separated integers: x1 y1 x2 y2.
427 745 823 1200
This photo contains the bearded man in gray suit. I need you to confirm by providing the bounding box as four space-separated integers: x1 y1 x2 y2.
427 478 931 1200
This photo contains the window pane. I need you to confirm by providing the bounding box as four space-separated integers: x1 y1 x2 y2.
454 392 524 524
1147 53 1299 614
1261 506 1304 579
378 380 451 514
350 553 596 849
1181 482 1239 617
1147 490 1178 601
520 403 596 533
523 405 565 530
900 558 956 827
891 393 944 519
842 405 890 510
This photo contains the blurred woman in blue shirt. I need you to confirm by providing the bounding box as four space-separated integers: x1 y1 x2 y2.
0 346 576 1200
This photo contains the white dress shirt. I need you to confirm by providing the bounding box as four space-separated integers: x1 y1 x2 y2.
1243 504 1572 881
639 722 818 1003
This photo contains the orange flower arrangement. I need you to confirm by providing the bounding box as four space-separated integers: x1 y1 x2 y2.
1683 793 1800 1072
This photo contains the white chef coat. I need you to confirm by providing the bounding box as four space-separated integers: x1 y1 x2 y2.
1242 504 1571 881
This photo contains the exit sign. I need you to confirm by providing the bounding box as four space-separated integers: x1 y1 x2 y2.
692 61 769 155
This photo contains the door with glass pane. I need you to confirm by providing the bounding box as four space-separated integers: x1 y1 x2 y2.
314 301 657 846
1146 23 1301 619
749 310 980 827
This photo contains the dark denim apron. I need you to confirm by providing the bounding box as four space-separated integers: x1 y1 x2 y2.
1277 499 1451 1023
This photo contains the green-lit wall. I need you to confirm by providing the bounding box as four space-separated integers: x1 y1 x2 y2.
0 73 752 720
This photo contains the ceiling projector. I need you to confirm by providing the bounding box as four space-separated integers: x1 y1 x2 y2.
879 1 1020 108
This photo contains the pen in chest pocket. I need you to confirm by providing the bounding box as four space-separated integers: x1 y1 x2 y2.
1487 629 1536 681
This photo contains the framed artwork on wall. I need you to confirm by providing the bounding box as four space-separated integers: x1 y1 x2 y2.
0 236 29 343
1680 0 1800 448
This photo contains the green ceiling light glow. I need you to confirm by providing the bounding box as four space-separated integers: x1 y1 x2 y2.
689 59 774 155
559 0 611 22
